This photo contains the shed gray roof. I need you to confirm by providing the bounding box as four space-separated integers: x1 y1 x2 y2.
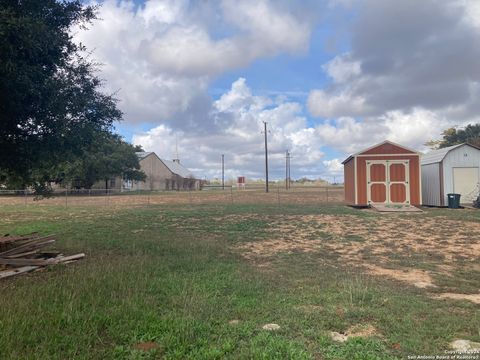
421 143 475 165
135 152 195 178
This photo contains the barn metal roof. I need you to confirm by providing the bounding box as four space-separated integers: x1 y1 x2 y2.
135 152 195 178
136 152 154 160
161 159 195 178
420 143 476 165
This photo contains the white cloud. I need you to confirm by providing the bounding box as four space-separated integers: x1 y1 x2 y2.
380 109 449 152
312 108 452 155
308 0 480 154
322 159 343 174
322 53 361 83
457 0 480 28
132 78 331 179
76 0 313 126
307 89 368 118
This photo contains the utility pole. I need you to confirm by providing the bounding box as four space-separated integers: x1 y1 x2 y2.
285 150 291 190
288 151 291 189
263 121 269 193
221 154 225 190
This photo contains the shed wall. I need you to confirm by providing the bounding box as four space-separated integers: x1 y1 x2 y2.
442 145 480 204
421 163 441 206
356 155 421 206
344 158 355 204
362 143 416 155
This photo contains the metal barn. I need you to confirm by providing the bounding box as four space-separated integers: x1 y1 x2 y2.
421 143 480 206
342 140 422 206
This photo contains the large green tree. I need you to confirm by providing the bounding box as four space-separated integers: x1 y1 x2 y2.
0 0 122 190
427 124 480 149
61 132 146 190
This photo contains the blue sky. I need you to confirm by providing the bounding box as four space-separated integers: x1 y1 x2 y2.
78 0 480 181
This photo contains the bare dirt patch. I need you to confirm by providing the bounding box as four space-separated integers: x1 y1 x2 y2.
346 323 379 338
433 293 480 304
294 304 324 313
363 264 435 288
235 213 480 290
330 323 379 343
133 342 160 351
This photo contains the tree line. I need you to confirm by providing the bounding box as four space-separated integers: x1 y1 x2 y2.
1 1 479 195
0 0 145 194
426 124 480 149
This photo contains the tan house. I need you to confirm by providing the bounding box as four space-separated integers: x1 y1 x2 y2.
126 152 200 191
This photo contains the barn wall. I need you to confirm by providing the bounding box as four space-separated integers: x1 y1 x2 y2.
133 154 172 190
362 143 416 155
91 176 123 191
421 163 441 206
356 155 421 206
442 145 480 204
343 158 355 204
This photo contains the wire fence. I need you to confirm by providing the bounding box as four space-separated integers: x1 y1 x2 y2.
0 185 345 208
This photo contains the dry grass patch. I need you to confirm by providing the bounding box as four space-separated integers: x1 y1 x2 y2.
235 212 480 297
346 324 379 338
433 293 480 304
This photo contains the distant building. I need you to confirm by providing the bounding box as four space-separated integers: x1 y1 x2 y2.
79 152 200 191
126 152 200 191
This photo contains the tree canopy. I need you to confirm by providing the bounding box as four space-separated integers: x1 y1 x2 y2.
0 0 144 191
426 124 480 149
61 132 146 189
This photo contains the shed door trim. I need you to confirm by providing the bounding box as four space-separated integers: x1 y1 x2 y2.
366 160 410 205
358 153 417 157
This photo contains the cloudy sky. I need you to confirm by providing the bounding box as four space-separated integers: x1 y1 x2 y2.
76 0 480 181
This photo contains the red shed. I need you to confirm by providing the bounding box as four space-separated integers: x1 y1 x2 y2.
342 140 422 206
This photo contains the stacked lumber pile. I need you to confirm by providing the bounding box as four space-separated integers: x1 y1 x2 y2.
0 233 84 279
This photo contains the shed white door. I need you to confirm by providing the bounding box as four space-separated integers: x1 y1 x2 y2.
453 167 479 203
367 160 410 204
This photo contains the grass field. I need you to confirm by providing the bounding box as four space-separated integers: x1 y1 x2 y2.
0 195 479 359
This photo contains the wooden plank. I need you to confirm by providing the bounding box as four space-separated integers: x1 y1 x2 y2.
0 253 85 266
55 253 85 263
4 250 40 258
0 236 54 255
0 233 39 244
0 266 40 279
0 258 57 266
0 238 55 256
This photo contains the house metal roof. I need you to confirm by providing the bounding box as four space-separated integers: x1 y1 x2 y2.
421 143 475 165
136 152 154 160
161 159 195 178
135 152 195 178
